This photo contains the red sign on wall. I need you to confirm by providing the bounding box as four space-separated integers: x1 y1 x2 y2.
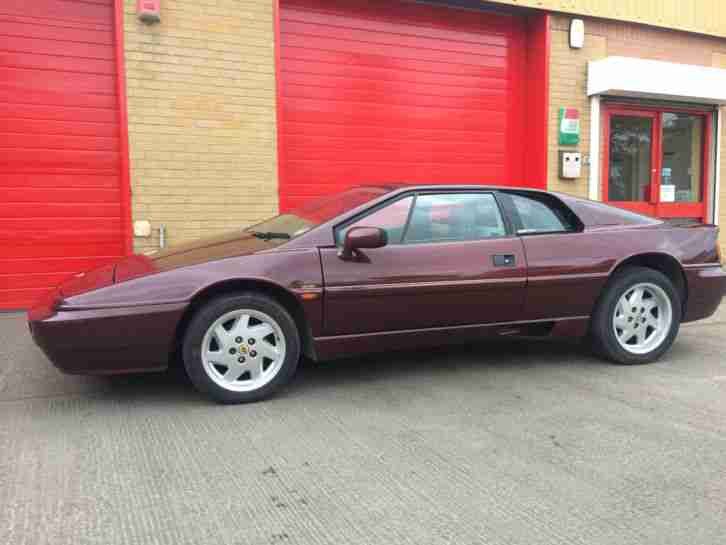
136 0 160 23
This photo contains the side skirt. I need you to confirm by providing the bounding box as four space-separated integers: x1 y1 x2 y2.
312 316 590 361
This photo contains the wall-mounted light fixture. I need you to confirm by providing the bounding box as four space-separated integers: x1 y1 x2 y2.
569 19 585 49
137 0 161 24
133 220 152 238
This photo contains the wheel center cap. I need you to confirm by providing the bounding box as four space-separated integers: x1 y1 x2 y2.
239 345 248 354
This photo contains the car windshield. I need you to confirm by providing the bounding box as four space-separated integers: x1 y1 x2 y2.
245 186 392 240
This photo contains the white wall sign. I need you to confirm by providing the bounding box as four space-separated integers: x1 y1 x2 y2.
660 185 676 203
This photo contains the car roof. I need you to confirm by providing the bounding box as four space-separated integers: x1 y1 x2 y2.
368 183 548 194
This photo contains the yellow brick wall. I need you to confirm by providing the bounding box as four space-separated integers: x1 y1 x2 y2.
123 0 278 253
547 15 726 255
486 0 726 41
547 24 605 197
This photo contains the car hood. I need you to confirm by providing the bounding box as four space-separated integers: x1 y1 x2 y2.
115 230 279 283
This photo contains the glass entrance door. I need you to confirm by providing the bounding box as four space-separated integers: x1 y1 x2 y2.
603 105 711 222
604 110 657 216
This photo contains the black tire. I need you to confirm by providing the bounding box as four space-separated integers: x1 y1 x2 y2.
590 266 681 365
182 293 301 404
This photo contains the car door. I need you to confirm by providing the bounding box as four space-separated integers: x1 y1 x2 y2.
497 191 611 321
319 191 527 336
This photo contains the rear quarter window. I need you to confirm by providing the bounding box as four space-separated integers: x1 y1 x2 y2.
504 193 581 234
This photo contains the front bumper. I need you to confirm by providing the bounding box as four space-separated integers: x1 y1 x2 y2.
682 265 726 323
29 301 187 375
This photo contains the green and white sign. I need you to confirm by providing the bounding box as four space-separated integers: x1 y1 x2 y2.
558 107 580 145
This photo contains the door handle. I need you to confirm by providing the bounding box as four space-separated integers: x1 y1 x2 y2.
492 254 515 267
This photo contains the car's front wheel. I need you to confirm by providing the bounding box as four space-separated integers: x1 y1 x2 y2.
182 293 300 403
591 266 681 364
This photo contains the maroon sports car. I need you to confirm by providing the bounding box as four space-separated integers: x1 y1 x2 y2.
29 185 726 403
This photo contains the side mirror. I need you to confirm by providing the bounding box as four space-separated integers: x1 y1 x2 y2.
339 227 387 260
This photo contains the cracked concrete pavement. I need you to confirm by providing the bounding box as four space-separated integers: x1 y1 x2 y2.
1 307 726 545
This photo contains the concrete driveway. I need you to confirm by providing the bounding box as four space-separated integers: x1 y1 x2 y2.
2 309 726 545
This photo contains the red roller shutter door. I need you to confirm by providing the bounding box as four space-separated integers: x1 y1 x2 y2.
277 0 529 211
0 0 127 310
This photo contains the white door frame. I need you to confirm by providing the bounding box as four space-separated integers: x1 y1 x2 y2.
588 95 600 201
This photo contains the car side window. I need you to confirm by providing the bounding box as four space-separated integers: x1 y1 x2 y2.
403 193 506 244
335 196 414 245
509 194 570 234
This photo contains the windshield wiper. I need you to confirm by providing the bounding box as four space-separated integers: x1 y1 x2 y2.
250 231 291 240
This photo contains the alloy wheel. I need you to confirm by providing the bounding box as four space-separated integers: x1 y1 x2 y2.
201 309 286 392
612 282 673 355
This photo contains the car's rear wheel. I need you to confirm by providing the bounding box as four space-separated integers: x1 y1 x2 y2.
591 266 681 364
182 293 300 403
